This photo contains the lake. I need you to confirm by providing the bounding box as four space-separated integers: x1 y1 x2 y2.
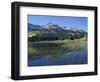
28 40 88 66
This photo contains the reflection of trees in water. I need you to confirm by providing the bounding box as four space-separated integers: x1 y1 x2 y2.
28 42 87 60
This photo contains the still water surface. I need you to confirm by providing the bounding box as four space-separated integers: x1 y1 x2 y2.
28 42 87 66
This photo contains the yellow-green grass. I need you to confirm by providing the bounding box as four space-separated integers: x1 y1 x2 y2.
28 31 39 38
28 32 37 37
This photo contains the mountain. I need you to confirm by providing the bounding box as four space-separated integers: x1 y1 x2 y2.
28 23 87 42
28 23 85 33
28 23 42 32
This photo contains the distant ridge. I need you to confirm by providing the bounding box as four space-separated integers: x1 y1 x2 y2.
28 23 85 33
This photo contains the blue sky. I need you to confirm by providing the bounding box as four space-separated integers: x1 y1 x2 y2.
28 15 88 31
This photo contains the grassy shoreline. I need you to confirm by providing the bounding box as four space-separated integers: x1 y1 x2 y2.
28 37 87 47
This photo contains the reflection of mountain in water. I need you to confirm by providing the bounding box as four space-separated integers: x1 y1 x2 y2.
28 42 83 58
28 41 87 66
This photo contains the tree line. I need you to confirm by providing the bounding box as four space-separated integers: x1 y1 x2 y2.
28 32 87 42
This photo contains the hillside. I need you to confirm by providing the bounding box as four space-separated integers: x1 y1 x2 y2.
28 23 87 42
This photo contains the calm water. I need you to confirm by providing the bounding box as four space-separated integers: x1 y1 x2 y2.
28 42 88 66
